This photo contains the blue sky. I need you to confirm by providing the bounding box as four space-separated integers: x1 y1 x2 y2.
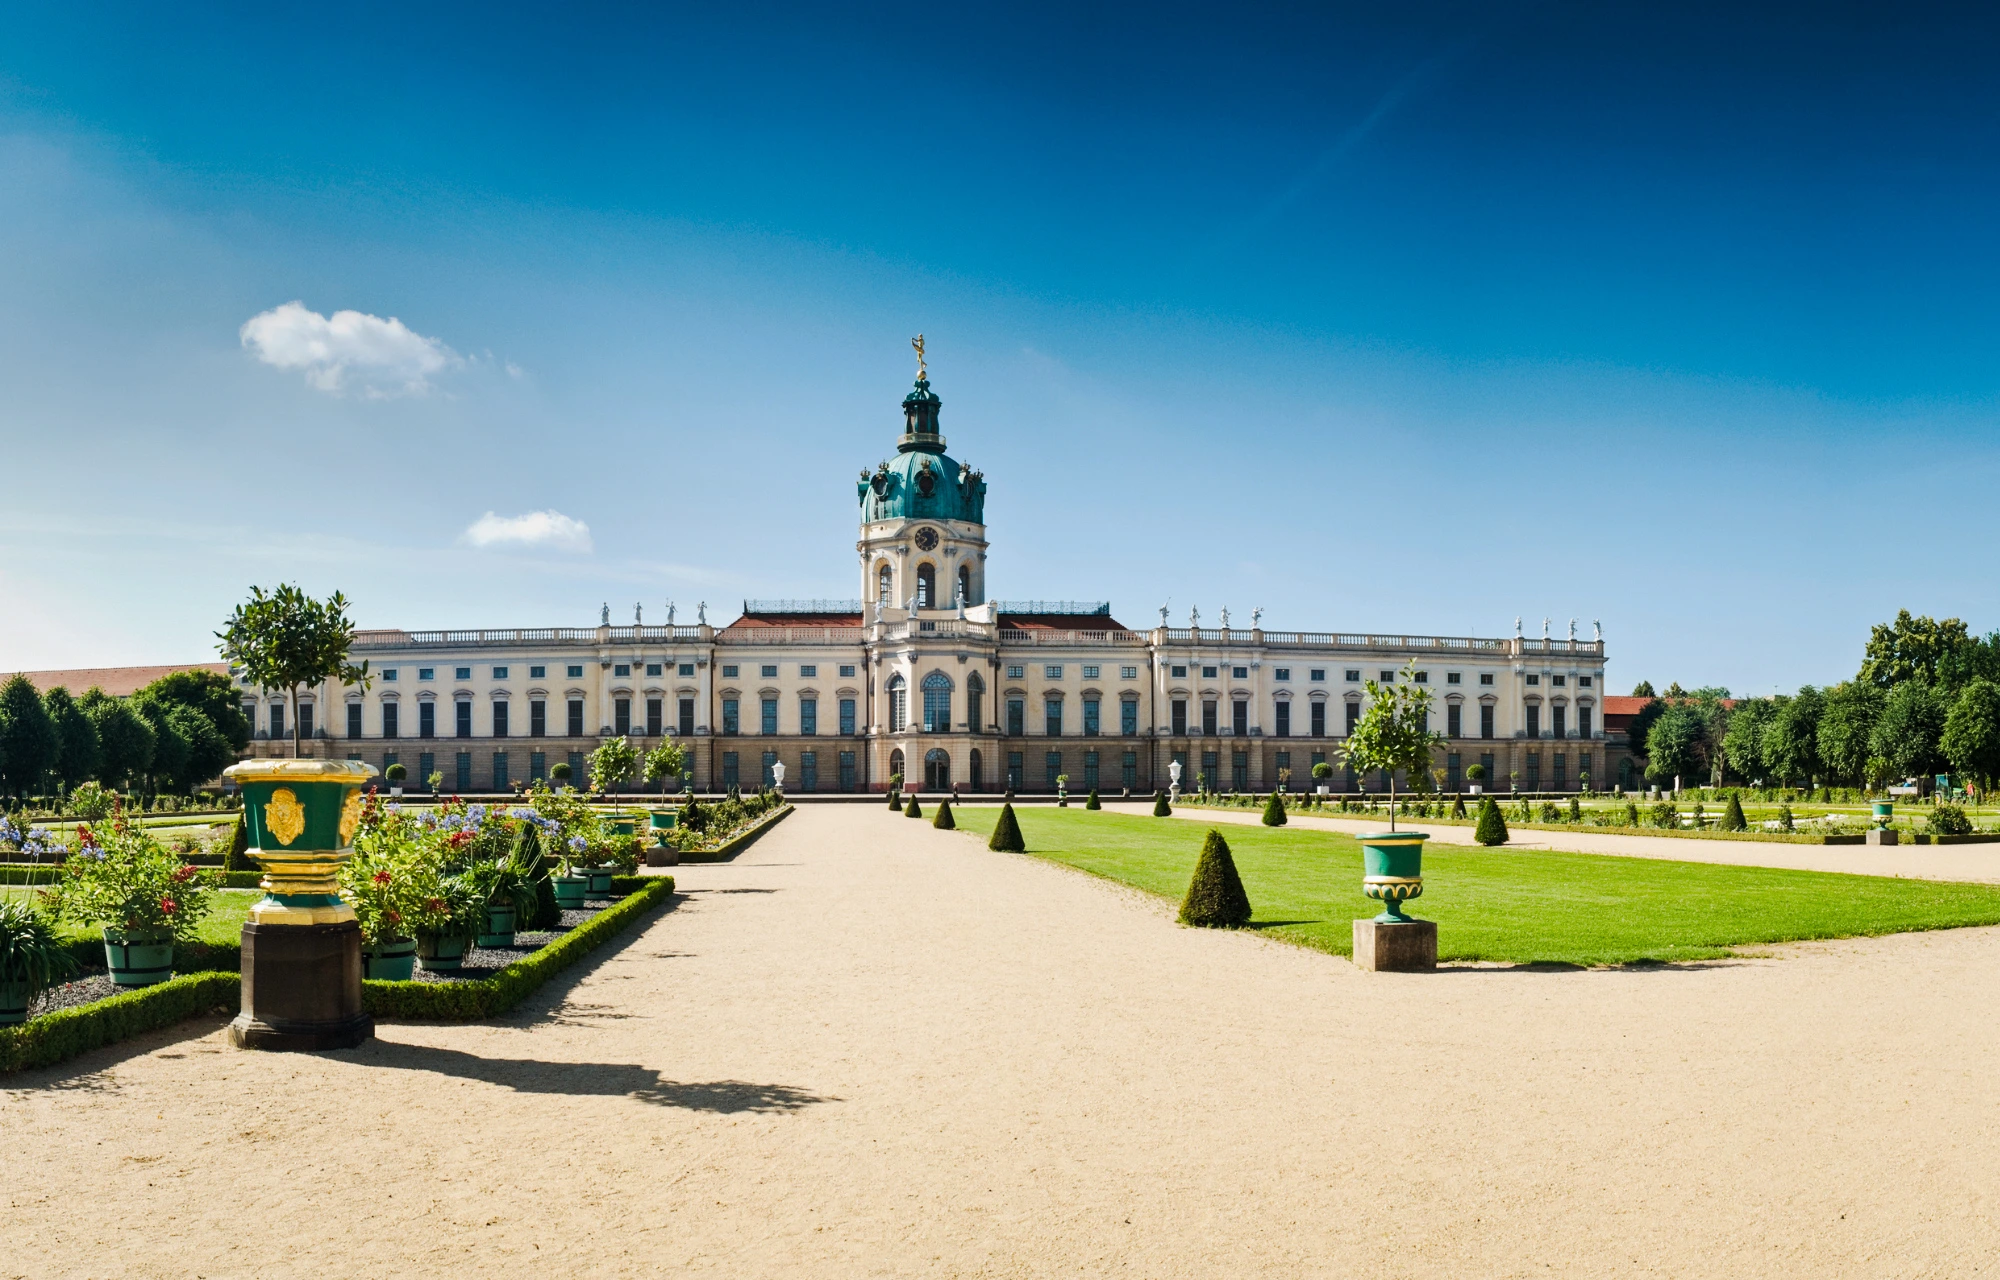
3 2 1998 693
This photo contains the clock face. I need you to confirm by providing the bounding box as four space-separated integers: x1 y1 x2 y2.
913 526 939 551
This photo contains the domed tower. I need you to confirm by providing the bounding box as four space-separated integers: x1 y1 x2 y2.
857 342 988 616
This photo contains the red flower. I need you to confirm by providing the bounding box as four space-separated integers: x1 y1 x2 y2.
173 864 198 883
384 909 401 925
371 871 393 886
425 897 445 913
77 825 96 847
158 896 178 915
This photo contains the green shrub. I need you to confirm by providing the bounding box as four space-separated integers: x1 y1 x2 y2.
1451 794 1467 819
1625 802 1640 827
1261 791 1286 827
1930 802 1974 836
888 774 905 808
932 799 955 830
1568 796 1582 823
1538 801 1561 823
1777 804 1795 833
1085 789 1101 811
1650 802 1680 830
224 814 252 872
988 803 1025 852
1718 794 1747 832
1474 797 1509 846
1152 791 1171 817
1177 829 1251 928
904 793 923 819
1 971 238 1075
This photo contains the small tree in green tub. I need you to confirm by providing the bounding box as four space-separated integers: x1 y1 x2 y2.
1178 829 1251 928
1340 661 1443 928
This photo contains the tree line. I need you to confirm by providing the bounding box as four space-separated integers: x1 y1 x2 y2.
0 669 249 802
1631 611 2000 791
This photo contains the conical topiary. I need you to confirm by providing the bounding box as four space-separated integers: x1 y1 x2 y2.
1178 828 1252 928
1152 790 1171 816
1625 801 1640 827
1260 791 1286 826
225 813 251 872
904 793 923 819
932 798 955 830
1569 796 1582 823
989 802 1025 852
1474 796 1509 846
1451 794 1467 819
1719 793 1747 831
888 784 903 809
1086 789 1101 810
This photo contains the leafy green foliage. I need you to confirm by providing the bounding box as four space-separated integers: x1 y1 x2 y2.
1451 794 1467 819
1928 802 1973 836
1473 797 1508 845
1818 682 1885 785
1177 829 1251 928
1339 660 1442 829
1759 686 1824 786
77 688 154 789
133 669 251 752
0 898 78 990
41 687 99 791
932 798 955 830
1777 804 1795 832
0 675 58 798
215 584 369 758
1261 791 1287 826
1650 801 1680 829
1085 789 1101 810
1625 801 1641 826
1718 794 1747 831
988 802 1025 852
642 741 687 792
587 736 639 795
224 813 253 872
1870 680 1947 781
1860 611 1973 689
1644 703 1708 784
1940 679 2000 789
1631 680 1656 697
47 820 219 941
0 971 238 1075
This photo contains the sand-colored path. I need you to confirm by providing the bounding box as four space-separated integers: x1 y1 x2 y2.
1114 799 2000 882
5 805 1996 1277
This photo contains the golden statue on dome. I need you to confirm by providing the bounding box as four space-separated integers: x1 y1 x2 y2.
912 333 926 379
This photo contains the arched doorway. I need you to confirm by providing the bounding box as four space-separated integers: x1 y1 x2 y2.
925 747 951 791
889 748 905 790
922 671 953 732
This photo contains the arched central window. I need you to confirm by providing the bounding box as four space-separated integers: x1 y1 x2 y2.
956 564 971 607
877 563 894 607
922 671 953 733
916 563 936 610
966 671 985 734
886 674 907 732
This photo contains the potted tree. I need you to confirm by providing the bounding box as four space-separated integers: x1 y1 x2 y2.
384 762 407 796
1311 760 1334 795
1339 661 1443 922
49 820 218 986
550 761 573 790
1056 773 1070 807
1465 762 1486 795
643 741 688 858
0 897 78 1024
342 832 418 980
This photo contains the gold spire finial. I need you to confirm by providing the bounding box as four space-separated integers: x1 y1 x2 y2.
912 333 926 380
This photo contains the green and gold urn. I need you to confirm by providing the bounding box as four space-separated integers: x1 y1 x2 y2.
1359 830 1426 923
221 759 378 1051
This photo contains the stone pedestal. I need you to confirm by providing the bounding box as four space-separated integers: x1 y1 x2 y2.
1353 918 1438 972
231 920 373 1051
1864 828 1900 846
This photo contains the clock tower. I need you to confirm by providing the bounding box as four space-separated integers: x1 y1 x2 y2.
856 355 988 618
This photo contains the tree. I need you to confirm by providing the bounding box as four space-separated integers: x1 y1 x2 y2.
215 583 370 758
1718 793 1747 831
133 669 251 752
1338 660 1442 831
1941 679 2000 790
587 736 638 797
0 675 59 798
1818 682 1885 785
78 689 154 790
1761 686 1825 786
1722 697 1777 782
1260 791 1286 826
1178 829 1252 927
988 802 1025 852
135 698 190 797
1643 702 1707 786
42 687 100 792
642 741 687 793
1473 796 1509 845
1859 611 1973 689
1631 680 1656 698
1870 680 1946 781
1624 698 1666 773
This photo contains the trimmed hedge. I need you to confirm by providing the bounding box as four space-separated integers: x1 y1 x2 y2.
363 876 676 1021
0 971 239 1075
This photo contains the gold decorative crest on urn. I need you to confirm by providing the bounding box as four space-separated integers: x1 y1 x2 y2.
264 787 307 846
338 788 364 846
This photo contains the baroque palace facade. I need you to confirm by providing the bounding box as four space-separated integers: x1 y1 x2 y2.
236 363 1626 795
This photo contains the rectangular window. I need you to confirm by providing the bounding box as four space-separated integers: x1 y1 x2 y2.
1579 676 1593 688
615 698 632 735
1552 675 1566 687
455 751 472 792
1554 752 1567 788
1274 668 1290 681
761 697 778 735
454 701 472 739
1481 704 1495 739
1579 707 1593 738
492 666 508 680
566 751 583 782
383 703 399 740
382 750 399 779
1526 705 1541 738
346 703 362 740
1120 699 1139 736
1526 674 1540 686
968 688 982 734
1447 704 1461 738
1202 666 1218 679
1171 749 1188 790
1526 752 1541 790
1232 666 1248 680
1578 751 1592 787
381 669 398 682
1447 751 1461 790
1082 698 1100 737
1045 698 1063 737
1120 666 1139 680
722 665 739 678
839 665 856 678
799 665 817 678
1231 700 1248 736
1231 751 1249 792
1044 665 1063 680
1045 751 1063 791
493 751 509 792
1082 665 1100 680
529 666 545 679
567 665 584 679
1007 751 1024 790
679 697 696 736
1380 670 1395 683
1479 751 1494 785
1447 672 1461 684
455 667 472 681
530 751 547 782
419 751 435 786
1172 698 1188 735
298 704 314 741
492 701 509 738
1007 698 1025 736
1310 701 1326 737
1553 705 1567 739
1345 670 1361 682
839 698 856 735
418 702 436 740
800 750 818 792
762 751 778 787
647 698 663 736
800 698 817 736
1122 750 1138 790
1202 700 1218 736
722 752 740 788
1274 702 1290 738
419 668 434 681
838 750 856 792
530 699 547 738
1310 669 1325 682
680 663 695 677
614 664 630 678
1275 750 1290 783
567 699 584 738
1171 665 1187 678
1414 671 1429 684
646 663 662 677
267 703 286 742
722 699 739 735
1345 702 1360 735
1083 749 1100 790
761 664 778 679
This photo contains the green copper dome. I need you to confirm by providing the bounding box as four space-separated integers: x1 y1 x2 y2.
858 376 987 524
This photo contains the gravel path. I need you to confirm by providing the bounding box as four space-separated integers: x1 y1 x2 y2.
3 804 1996 1277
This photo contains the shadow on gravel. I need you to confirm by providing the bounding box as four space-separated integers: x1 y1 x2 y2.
1435 958 1753 973
368 1042 836 1113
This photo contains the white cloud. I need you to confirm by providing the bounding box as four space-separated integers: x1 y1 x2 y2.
240 300 460 397
461 510 594 553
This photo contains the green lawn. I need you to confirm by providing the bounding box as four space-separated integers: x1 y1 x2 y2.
949 807 2000 966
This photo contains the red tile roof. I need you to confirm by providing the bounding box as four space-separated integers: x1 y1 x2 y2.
10 663 231 699
1602 695 1653 716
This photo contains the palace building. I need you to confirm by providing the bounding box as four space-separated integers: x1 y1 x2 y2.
232 361 1628 795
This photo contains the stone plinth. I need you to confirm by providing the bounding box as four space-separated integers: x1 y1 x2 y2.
231 921 373 1051
1864 828 1900 846
1353 918 1437 972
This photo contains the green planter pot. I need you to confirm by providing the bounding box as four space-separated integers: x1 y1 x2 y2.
648 809 679 831
611 818 636 836
1873 800 1895 828
478 904 517 948
552 874 588 910
586 868 614 898
1359 831 1427 923
416 933 471 973
103 927 174 987
0 979 33 1026
361 937 417 981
